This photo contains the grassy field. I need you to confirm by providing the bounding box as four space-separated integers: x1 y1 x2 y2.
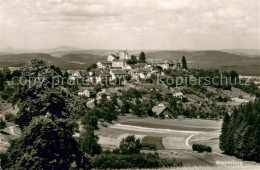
141 136 165 150
119 117 222 132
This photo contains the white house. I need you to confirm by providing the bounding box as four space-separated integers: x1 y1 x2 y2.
147 59 178 70
112 60 126 68
107 54 119 62
68 70 82 81
173 92 183 98
110 69 128 80
78 87 94 97
96 61 112 69
152 103 173 118
95 70 111 83
123 64 132 70
88 70 111 83
96 61 105 69
130 68 151 79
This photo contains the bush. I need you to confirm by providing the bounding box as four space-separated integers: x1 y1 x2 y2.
119 135 141 154
181 97 188 103
5 113 15 122
0 153 9 168
0 118 6 129
192 144 212 153
91 153 182 169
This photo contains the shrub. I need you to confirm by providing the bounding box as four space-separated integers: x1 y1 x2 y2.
192 144 212 153
0 118 6 129
91 153 182 169
119 135 141 154
0 153 9 168
5 113 15 122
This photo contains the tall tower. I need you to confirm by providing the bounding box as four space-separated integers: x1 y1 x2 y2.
125 49 130 59
119 50 126 60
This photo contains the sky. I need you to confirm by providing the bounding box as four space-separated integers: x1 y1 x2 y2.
0 0 259 50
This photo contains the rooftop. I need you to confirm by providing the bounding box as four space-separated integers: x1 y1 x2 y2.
152 106 167 115
110 69 128 75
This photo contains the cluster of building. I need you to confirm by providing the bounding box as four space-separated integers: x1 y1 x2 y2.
71 50 180 82
67 50 181 98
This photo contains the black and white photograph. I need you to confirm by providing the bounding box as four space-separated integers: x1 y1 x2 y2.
0 0 259 169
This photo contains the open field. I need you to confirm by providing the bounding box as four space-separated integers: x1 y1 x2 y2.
96 115 259 167
119 117 222 131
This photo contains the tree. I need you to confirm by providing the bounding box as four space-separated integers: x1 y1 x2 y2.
7 116 82 169
87 64 97 71
230 70 238 84
139 51 146 63
121 99 131 114
1 86 15 101
6 59 90 169
83 114 98 129
4 68 12 81
154 65 162 71
127 55 138 65
119 135 141 154
12 69 22 78
5 113 15 122
79 125 102 156
111 95 118 106
11 59 76 129
0 71 5 90
182 56 187 70
219 112 230 152
50 65 62 75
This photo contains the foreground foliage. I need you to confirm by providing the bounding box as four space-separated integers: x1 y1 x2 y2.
91 135 182 169
91 153 182 169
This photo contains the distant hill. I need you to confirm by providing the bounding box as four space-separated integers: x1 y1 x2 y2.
145 50 260 66
220 49 260 57
61 53 106 65
145 50 260 75
1 50 260 75
46 46 82 53
50 50 152 58
0 53 89 70
51 50 114 58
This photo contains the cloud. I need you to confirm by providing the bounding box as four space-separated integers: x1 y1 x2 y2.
0 0 259 49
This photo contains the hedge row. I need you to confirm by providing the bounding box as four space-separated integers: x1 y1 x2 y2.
192 144 212 153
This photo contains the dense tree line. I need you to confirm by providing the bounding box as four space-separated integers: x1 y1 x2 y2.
220 100 260 162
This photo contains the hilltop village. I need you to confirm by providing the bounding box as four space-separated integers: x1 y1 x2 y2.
57 50 258 119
